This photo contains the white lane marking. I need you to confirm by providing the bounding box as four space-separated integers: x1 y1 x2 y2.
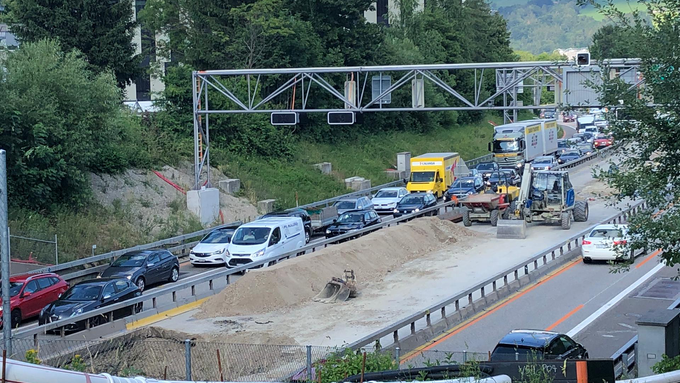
567 262 665 338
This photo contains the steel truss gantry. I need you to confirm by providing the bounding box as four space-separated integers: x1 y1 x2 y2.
192 59 642 189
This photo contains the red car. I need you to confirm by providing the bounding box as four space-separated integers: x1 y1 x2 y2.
594 135 614 149
563 113 576 122
1 273 69 328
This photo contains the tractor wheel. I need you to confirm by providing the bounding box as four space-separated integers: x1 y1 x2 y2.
574 201 589 222
504 201 517 219
561 211 572 230
490 209 499 227
462 209 472 227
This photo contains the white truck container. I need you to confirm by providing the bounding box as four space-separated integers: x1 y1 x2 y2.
489 119 558 172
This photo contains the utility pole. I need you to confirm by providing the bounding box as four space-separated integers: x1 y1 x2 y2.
0 149 11 354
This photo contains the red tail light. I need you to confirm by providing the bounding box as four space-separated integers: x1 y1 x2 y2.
583 240 592 245
614 240 627 245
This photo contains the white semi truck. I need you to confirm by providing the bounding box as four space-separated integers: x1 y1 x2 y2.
488 119 559 173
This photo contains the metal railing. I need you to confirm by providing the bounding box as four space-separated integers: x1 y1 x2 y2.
612 335 638 379
26 221 242 277
11 202 459 341
465 154 493 168
344 199 648 352
553 145 614 171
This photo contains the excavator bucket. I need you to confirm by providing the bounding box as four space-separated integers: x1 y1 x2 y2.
496 219 527 239
313 270 357 304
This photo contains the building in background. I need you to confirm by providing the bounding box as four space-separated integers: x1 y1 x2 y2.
124 0 170 103
365 0 425 25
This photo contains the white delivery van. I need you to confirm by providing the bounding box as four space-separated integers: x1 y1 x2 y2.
226 217 305 269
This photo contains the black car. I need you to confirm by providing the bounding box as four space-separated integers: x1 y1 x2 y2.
488 169 520 187
262 208 312 243
490 330 588 361
576 142 595 156
38 278 142 331
100 250 179 292
325 210 381 239
393 192 438 218
475 162 500 180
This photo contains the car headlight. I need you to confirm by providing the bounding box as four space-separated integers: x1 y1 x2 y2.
467 191 473 195
126 275 132 280
516 163 523 168
210 249 225 255
393 209 398 213
326 229 331 234
415 208 420 212
253 248 266 257
70 308 83 317
96 273 102 279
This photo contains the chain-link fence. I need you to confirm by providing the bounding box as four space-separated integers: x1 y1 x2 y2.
10 331 487 382
8 228 59 265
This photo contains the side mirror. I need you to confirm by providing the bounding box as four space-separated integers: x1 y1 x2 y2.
147 263 154 267
21 291 31 298
332 219 337 223
102 294 111 301
487 142 492 151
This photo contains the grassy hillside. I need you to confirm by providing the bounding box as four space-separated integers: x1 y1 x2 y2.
217 114 511 209
490 0 646 53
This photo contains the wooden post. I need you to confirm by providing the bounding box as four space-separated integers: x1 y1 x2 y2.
217 349 224 382
360 352 367 383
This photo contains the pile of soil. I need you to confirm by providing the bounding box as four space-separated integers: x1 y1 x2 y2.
196 217 475 318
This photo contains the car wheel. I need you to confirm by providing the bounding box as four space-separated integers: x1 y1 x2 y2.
561 211 572 230
462 209 472 227
136 277 146 292
305 229 311 244
11 309 21 328
169 267 179 282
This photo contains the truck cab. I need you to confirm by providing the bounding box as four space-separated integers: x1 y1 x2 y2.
407 152 464 199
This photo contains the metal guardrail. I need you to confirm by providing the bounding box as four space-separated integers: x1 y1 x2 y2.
553 145 614 171
612 335 638 379
11 201 459 341
465 153 493 168
344 199 648 351
27 222 242 276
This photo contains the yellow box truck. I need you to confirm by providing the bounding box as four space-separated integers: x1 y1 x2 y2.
407 152 465 198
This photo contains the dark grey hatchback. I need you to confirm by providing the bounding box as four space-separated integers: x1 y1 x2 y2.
100 250 180 292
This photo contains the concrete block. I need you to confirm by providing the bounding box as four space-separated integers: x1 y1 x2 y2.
313 162 332 174
344 176 362 189
384 170 406 180
187 188 220 226
258 199 276 214
352 178 371 191
397 152 411 174
496 219 527 239
218 178 240 194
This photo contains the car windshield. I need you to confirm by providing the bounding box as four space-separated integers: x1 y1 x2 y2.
532 173 561 191
334 201 357 210
476 163 496 171
111 253 147 267
590 228 624 238
410 172 435 182
493 140 520 153
534 158 552 165
201 230 233 244
231 227 271 245
375 190 398 198
452 180 475 189
337 213 364 223
61 284 102 301
1 282 24 298
563 150 580 156
492 346 544 361
557 141 568 148
400 195 424 204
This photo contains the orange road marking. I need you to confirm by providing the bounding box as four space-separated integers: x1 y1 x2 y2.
636 249 662 269
545 304 584 331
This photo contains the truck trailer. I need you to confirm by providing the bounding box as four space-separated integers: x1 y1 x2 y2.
489 119 558 173
406 152 468 199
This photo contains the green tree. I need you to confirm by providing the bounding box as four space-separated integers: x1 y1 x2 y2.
4 0 141 88
589 24 643 59
578 0 680 267
0 40 150 210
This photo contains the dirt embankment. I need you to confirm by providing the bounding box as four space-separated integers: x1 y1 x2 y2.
196 217 476 319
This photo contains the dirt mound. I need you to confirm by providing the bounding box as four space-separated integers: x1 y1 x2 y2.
196 217 475 318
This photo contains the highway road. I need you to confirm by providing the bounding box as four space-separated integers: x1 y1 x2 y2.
402 248 674 366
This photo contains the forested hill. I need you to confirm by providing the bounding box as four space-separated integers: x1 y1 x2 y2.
487 0 644 54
